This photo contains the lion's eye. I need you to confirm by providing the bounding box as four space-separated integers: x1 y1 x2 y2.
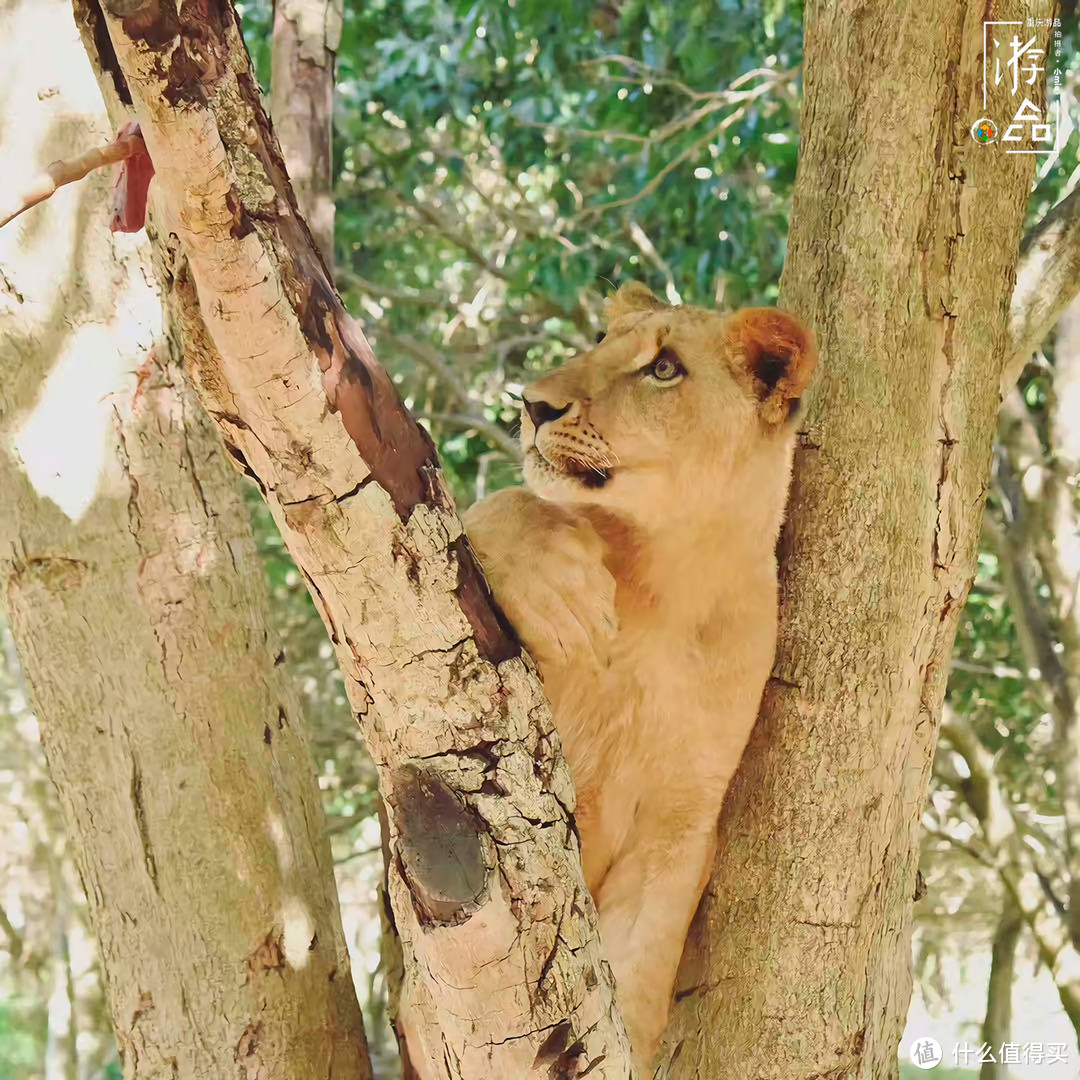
646 348 685 382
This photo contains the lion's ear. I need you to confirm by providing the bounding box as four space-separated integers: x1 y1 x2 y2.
604 281 669 329
726 308 817 425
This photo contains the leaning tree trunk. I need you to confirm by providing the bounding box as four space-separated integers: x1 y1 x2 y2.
72 2 632 1077
0 4 372 1077
664 2 1050 1077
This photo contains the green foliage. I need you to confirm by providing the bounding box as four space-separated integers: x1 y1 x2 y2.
0 995 45 1079
945 545 1056 809
321 0 805 504
336 0 802 303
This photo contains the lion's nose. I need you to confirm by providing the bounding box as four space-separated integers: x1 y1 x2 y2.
523 396 571 430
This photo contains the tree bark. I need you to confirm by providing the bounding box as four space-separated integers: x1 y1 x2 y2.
980 891 1023 1080
1004 186 1080 391
1037 299 1080 949
270 0 340 266
0 4 372 1077
664 3 1050 1076
72 2 631 1077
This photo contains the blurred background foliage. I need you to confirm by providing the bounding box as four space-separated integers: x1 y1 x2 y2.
3 1 1080 1076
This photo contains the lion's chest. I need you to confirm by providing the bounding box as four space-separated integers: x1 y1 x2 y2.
543 599 771 795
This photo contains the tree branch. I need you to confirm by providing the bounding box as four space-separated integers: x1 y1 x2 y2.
418 411 522 462
0 127 145 229
270 0 341 267
938 709 1080 1029
0 902 24 962
1004 185 1080 391
385 334 521 459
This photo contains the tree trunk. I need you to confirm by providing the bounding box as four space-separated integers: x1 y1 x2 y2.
0 4 372 1077
1038 299 1080 947
665 2 1049 1076
270 0 340 266
72 2 632 1077
990 294 1080 1031
981 892 1023 1080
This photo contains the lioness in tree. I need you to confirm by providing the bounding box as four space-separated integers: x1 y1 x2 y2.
463 282 817 1073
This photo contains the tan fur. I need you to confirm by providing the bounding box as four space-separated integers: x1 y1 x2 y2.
463 284 816 1074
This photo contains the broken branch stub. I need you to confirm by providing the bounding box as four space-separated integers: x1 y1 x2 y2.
74 1 633 1076
0 122 150 230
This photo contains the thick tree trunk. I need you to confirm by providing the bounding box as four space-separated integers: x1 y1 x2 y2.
72 2 631 1077
0 5 372 1077
664 3 1048 1077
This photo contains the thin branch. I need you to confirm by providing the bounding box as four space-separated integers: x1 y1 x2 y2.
512 119 651 145
626 220 682 304
419 411 521 462
390 333 473 404
0 902 24 962
581 83 778 219
922 823 998 868
0 128 145 229
333 845 382 866
931 714 1080 1027
338 270 447 307
410 201 509 280
939 709 1016 849
644 70 795 147
950 658 1027 680
387 335 521 459
583 56 786 104
513 68 794 150
325 807 378 837
1004 185 1080 391
583 119 728 218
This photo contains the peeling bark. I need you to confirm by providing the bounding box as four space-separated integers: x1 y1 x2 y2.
0 4 371 1077
663 3 1049 1077
72 2 631 1076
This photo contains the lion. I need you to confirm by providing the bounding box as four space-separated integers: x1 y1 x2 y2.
462 281 817 1074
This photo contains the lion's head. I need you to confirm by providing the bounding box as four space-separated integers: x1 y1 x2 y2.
520 282 817 524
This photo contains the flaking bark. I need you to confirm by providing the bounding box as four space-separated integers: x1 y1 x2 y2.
74 1 632 1076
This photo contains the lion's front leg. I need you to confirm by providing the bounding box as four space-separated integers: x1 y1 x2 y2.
462 487 617 669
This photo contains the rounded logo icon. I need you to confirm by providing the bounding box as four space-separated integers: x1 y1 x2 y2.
909 1036 943 1070
971 117 998 144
